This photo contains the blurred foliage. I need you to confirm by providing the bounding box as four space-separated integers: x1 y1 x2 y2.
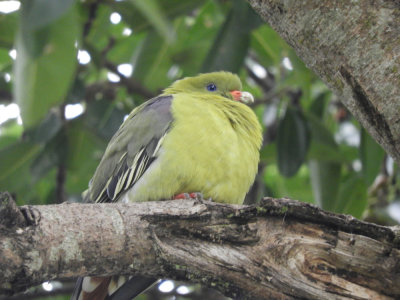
0 0 399 299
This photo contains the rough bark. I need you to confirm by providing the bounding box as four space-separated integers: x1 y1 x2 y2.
248 0 400 163
0 192 399 300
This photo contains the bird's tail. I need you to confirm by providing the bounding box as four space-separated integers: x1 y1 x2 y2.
71 275 158 300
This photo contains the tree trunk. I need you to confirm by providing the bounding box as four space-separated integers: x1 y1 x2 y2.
1 192 399 300
248 0 400 163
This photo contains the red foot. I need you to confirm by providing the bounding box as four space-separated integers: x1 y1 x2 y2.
173 193 201 200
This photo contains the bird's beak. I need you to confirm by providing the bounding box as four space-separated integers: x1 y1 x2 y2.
230 90 254 104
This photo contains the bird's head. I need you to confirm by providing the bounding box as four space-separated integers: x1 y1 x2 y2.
164 72 254 104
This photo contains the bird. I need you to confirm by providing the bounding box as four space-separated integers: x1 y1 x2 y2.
71 71 263 300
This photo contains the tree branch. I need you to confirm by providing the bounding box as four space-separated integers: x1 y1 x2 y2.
248 0 400 164
0 192 399 299
103 60 156 99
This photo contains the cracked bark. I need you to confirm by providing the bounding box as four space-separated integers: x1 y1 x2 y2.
248 0 400 163
1 192 399 300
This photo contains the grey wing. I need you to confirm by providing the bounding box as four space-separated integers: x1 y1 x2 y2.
86 95 173 203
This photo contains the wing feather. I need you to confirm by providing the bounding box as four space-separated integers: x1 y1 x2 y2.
87 95 173 203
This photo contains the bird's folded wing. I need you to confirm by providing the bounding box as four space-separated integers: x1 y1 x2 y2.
86 95 173 203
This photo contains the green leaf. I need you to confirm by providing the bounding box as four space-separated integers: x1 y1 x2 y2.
30 169 57 205
83 4 113 54
251 25 287 66
131 30 172 91
171 1 222 75
277 106 310 177
0 47 12 70
20 0 75 31
360 128 385 186
0 141 41 191
264 164 314 204
14 2 79 129
283 53 315 94
335 175 367 218
309 160 341 211
107 33 147 65
24 110 63 144
306 112 338 149
307 142 343 162
0 13 18 48
30 130 68 180
309 91 330 119
201 0 262 73
113 0 203 34
306 112 353 163
306 112 342 210
84 99 126 140
129 0 175 43
260 142 277 164
65 120 106 193
0 119 23 149
308 142 358 164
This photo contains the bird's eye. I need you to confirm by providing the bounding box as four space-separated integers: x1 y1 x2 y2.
206 83 217 92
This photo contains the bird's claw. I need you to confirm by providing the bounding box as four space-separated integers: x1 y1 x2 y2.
174 192 201 200
173 192 213 204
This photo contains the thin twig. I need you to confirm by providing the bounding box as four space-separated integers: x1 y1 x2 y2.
83 0 101 38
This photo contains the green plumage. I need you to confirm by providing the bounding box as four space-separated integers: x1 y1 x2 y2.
85 71 262 205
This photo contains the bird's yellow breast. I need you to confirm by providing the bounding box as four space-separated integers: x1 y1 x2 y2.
165 93 261 204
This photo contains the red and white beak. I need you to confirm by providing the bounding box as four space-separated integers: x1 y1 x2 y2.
230 90 254 104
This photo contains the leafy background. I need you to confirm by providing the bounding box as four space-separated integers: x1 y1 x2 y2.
0 0 399 299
